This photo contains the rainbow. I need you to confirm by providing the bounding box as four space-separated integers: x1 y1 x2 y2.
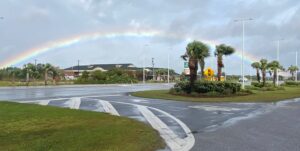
0 28 259 68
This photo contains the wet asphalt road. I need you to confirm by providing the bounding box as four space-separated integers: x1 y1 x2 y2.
0 84 300 151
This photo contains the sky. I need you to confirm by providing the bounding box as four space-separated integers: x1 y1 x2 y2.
0 0 300 75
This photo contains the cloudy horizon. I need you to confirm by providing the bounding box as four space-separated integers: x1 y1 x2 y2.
0 0 299 74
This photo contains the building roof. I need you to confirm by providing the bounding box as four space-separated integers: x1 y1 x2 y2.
64 63 136 71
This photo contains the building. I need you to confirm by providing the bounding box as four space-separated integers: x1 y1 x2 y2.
64 63 178 81
64 63 136 80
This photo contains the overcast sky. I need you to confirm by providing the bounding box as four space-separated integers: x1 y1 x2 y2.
0 0 300 74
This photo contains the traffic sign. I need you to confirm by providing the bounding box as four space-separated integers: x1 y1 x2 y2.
204 68 214 77
184 62 189 69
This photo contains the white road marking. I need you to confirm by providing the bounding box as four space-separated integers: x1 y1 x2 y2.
65 97 81 109
99 100 120 116
148 106 195 151
137 105 185 151
132 99 149 103
189 105 242 112
38 100 51 106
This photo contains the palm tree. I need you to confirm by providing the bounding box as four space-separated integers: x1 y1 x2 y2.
259 59 269 86
215 44 235 81
251 62 261 83
23 63 35 85
43 63 54 85
268 61 282 86
182 41 210 86
288 65 299 81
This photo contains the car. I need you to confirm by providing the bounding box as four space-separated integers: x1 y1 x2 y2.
238 77 248 82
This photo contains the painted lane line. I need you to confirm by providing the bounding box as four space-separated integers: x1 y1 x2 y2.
189 105 242 112
137 105 183 151
65 97 81 109
99 100 120 116
148 106 195 151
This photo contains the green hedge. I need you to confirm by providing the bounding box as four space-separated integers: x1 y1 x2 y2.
285 81 300 86
74 69 138 84
172 81 241 95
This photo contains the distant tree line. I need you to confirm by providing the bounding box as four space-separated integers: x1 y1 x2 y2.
251 59 299 86
0 63 63 85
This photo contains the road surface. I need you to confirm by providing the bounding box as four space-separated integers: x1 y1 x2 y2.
0 84 299 151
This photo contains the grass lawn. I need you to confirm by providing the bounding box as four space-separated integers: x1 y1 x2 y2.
131 87 300 102
0 102 164 151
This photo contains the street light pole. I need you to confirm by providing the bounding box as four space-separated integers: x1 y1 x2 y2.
234 18 253 89
296 51 298 82
152 58 155 81
168 53 170 84
276 38 284 86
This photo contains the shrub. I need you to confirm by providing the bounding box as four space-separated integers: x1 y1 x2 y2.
75 69 138 84
251 81 274 88
173 81 241 95
285 81 300 86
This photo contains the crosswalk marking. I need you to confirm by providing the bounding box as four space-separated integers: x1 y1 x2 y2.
99 100 120 116
65 97 81 109
137 105 186 151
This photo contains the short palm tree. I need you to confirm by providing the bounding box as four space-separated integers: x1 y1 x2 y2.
251 62 261 83
267 61 282 86
288 65 299 81
259 59 269 86
43 63 54 85
215 44 235 81
182 41 210 87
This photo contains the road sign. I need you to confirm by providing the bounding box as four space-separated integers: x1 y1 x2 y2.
204 68 214 77
184 62 189 69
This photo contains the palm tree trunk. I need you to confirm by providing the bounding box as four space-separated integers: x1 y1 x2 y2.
44 70 48 86
199 58 205 79
256 68 261 83
273 70 277 86
189 57 198 88
217 55 222 81
262 70 266 86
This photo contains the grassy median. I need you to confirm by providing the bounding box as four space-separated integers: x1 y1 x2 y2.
131 87 300 102
0 102 164 151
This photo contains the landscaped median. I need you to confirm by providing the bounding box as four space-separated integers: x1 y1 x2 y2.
0 102 164 151
132 84 300 103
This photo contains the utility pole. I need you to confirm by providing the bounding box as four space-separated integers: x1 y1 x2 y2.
143 44 148 84
296 51 298 82
276 38 284 85
77 60 80 77
152 58 155 81
234 18 254 89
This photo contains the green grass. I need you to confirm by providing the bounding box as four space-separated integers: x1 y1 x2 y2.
131 87 300 102
0 102 164 151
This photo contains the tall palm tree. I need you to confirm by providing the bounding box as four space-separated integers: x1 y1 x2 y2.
268 61 282 86
251 62 261 83
288 65 299 81
259 59 269 86
215 44 235 81
182 41 210 86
